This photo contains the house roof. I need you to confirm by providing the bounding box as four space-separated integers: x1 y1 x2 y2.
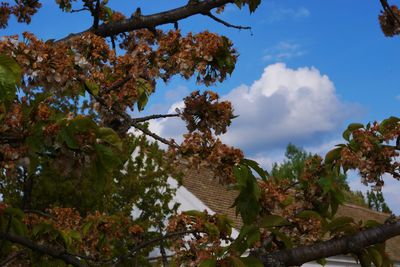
180 165 400 262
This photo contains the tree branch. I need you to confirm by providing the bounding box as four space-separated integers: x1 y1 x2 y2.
0 232 85 267
379 0 400 27
203 12 251 30
84 83 178 147
131 113 180 123
0 250 26 266
130 230 198 254
100 75 133 95
259 220 400 266
56 0 235 42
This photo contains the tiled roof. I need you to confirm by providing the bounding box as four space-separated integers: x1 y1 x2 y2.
181 165 400 262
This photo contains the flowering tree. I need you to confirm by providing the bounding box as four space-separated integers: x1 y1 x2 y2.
0 1 400 266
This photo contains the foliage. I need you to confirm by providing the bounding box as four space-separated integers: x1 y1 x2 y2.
367 190 392 213
271 144 368 207
0 1 399 267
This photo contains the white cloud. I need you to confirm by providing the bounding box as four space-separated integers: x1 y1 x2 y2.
220 63 360 153
263 41 306 62
149 63 361 156
267 7 310 22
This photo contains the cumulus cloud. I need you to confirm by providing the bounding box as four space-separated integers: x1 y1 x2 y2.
263 41 306 62
220 63 360 153
149 63 361 156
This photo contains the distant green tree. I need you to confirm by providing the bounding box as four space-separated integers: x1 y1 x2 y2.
367 190 392 213
271 144 367 207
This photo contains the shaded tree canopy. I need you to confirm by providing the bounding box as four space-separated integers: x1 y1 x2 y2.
0 0 400 266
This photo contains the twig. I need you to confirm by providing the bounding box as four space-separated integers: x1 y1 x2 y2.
101 75 133 95
203 12 251 30
84 83 178 148
70 8 89 13
380 0 400 27
130 230 198 254
24 209 54 219
131 113 180 123
0 250 26 266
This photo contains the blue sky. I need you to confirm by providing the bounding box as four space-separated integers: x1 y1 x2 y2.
4 1 400 212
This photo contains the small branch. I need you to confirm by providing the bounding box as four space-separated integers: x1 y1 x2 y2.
130 123 178 148
24 209 54 219
101 75 133 95
84 83 178 147
158 225 169 267
132 113 180 123
92 0 100 29
0 232 85 267
0 250 26 266
110 36 116 52
70 8 89 13
130 230 198 254
203 12 251 30
380 0 400 27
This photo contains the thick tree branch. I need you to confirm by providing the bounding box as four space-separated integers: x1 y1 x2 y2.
56 0 235 42
259 220 400 266
0 232 85 267
203 12 251 30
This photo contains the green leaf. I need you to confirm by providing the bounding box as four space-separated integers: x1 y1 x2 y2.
316 258 327 266
240 256 263 267
259 215 291 228
242 158 268 180
11 217 27 236
204 222 220 238
0 54 21 106
364 220 381 228
296 210 326 226
59 126 79 149
69 230 82 242
358 251 372 267
324 216 354 233
137 91 148 111
95 143 118 172
199 259 217 267
379 116 400 133
4 207 24 219
183 210 205 218
230 256 246 267
270 230 293 248
97 127 123 151
136 78 152 111
59 230 72 248
104 6 113 19
84 80 100 96
82 221 93 235
325 147 342 164
342 123 364 141
367 247 383 267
